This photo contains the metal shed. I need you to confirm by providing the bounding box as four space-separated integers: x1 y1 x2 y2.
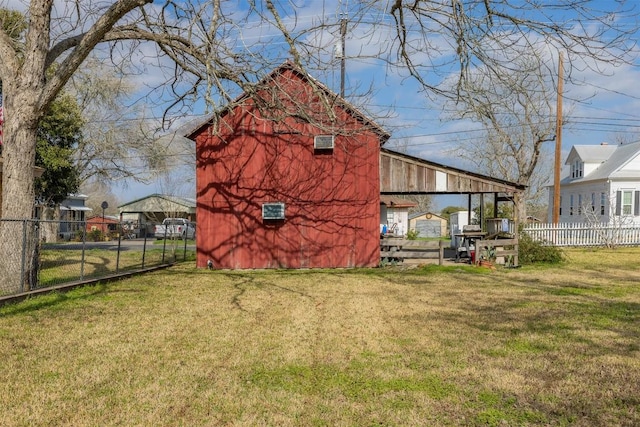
409 212 448 238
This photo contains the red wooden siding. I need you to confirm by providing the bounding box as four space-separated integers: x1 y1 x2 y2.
194 68 383 269
86 216 118 234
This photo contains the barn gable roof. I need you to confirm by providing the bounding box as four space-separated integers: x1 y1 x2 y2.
185 61 390 143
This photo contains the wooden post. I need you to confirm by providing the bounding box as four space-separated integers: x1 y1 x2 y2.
480 193 485 231
340 18 347 98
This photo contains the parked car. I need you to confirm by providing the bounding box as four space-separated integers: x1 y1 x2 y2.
154 218 196 240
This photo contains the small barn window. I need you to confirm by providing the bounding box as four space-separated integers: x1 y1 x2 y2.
262 202 285 220
314 135 334 150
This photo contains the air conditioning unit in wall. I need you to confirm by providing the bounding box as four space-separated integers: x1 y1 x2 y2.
314 135 334 149
262 202 285 220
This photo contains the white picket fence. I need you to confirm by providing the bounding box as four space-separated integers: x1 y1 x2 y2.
522 222 640 247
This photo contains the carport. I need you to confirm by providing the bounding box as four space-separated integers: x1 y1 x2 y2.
118 193 196 237
379 148 526 265
380 148 526 233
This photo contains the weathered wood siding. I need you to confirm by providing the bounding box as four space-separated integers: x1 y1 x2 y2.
380 150 523 194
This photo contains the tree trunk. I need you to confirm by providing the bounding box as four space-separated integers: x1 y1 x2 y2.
513 191 527 226
0 97 40 294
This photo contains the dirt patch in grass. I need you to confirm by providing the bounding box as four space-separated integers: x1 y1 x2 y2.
0 248 639 426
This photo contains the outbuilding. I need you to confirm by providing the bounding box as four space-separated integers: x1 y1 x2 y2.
86 215 119 235
409 211 448 238
189 61 388 269
380 196 417 237
118 193 196 238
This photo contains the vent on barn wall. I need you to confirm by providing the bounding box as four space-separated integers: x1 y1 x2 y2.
314 135 335 150
262 202 285 220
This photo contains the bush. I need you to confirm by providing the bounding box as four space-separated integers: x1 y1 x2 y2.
406 229 420 240
87 229 104 242
518 232 565 264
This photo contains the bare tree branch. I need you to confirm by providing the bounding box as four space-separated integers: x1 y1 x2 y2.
384 0 636 100
446 51 561 221
41 0 153 111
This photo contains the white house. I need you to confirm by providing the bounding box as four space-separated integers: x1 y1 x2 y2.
549 142 640 224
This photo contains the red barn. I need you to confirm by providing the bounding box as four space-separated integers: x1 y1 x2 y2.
189 62 389 269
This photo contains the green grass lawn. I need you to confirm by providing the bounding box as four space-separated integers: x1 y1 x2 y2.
152 237 196 245
0 248 638 426
36 247 196 288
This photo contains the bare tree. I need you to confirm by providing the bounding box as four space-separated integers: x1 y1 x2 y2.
403 194 433 215
376 1 634 224
581 193 633 249
68 56 162 185
81 179 120 216
444 52 559 222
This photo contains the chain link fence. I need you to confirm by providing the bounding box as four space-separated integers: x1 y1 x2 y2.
0 219 195 297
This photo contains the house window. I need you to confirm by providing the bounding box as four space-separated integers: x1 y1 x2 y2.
571 159 583 179
601 192 606 215
622 190 633 215
569 194 574 216
578 194 582 215
591 193 596 213
615 190 640 216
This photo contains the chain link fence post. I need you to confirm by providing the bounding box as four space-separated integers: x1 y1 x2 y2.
30 220 41 290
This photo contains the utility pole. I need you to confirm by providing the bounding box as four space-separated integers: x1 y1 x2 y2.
553 53 564 224
340 17 347 98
